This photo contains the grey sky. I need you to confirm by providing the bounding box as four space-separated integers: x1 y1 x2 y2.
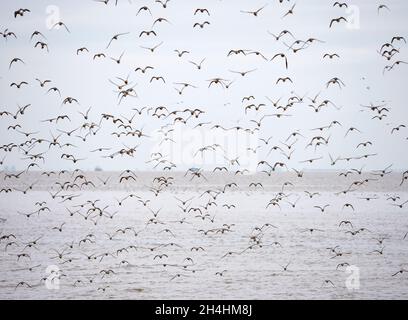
0 0 407 171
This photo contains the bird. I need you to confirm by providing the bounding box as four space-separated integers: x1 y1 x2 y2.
194 8 210 16
378 5 391 14
193 21 210 29
139 30 157 38
9 58 25 69
323 53 340 59
270 53 289 69
189 58 206 70
14 8 31 18
174 50 189 57
314 205 330 213
140 41 163 53
333 2 348 9
136 6 152 16
322 280 335 287
392 269 408 277
240 5 267 17
106 32 130 49
276 77 293 84
282 4 296 19
329 17 347 28
229 69 257 77
51 21 71 33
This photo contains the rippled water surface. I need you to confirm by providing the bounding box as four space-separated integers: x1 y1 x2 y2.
0 172 407 299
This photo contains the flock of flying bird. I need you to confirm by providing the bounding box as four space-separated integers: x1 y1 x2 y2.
1 0 408 298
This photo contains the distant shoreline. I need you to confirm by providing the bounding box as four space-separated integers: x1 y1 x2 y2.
1 169 408 174
1 171 406 192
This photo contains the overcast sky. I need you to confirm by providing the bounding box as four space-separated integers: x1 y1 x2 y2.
0 0 407 171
